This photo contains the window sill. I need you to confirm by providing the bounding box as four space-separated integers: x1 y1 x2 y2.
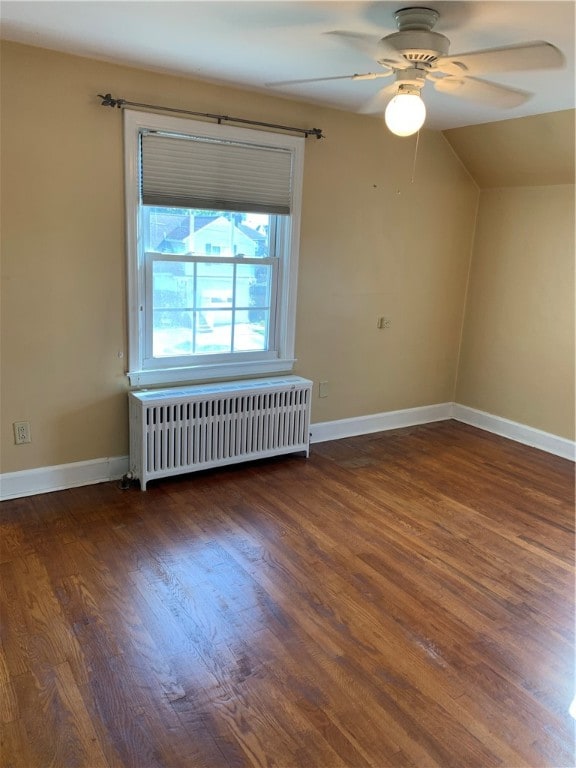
127 358 296 388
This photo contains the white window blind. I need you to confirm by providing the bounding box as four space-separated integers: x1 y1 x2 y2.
141 132 293 215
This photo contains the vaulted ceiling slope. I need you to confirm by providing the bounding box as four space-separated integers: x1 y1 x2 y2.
444 109 575 188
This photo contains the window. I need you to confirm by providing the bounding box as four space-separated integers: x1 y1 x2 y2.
123 110 304 387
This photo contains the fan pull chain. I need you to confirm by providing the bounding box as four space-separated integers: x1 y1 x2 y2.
410 130 420 184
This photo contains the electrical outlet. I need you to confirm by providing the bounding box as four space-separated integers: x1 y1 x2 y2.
319 381 329 398
13 421 31 445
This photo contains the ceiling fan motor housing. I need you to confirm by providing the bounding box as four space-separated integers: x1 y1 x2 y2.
379 8 450 67
380 29 450 65
394 7 440 31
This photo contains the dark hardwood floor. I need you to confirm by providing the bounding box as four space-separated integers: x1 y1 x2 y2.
1 420 574 767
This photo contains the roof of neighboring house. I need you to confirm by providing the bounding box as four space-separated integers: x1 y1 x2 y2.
148 212 190 249
237 223 266 244
166 222 190 240
192 216 265 244
192 215 217 232
149 210 266 249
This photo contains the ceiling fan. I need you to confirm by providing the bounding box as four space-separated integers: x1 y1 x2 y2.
267 6 564 136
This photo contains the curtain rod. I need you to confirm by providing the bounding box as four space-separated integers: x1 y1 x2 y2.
98 93 325 139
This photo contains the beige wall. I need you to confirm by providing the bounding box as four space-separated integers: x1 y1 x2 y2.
297 112 478 420
448 110 576 441
0 42 478 473
455 183 575 439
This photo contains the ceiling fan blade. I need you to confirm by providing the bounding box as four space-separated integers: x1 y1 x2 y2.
324 30 383 60
265 72 392 87
324 30 409 73
434 41 564 76
433 76 531 108
359 83 398 114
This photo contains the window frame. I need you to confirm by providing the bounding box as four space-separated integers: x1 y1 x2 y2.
123 109 304 387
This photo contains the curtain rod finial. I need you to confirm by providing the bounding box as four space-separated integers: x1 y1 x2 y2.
98 93 124 108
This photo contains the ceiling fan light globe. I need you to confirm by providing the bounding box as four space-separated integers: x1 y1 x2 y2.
384 93 426 136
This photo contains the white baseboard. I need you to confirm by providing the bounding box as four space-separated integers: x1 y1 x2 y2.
452 404 575 461
2 403 573 501
309 403 453 443
0 456 129 501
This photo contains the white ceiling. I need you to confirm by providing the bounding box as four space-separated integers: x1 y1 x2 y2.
1 1 574 130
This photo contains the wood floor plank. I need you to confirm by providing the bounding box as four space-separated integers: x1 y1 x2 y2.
0 717 38 768
0 421 573 767
8 663 112 768
0 678 18 724
184 493 511 766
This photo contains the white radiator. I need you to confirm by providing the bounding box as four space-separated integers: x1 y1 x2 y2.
129 376 313 489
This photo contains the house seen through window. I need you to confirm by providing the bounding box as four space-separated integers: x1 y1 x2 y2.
144 208 275 358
